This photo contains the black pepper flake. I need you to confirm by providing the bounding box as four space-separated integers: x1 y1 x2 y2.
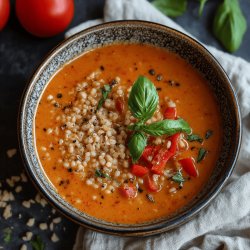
50 147 54 150
54 102 60 108
57 93 63 98
156 74 163 81
146 194 155 203
100 65 105 71
191 146 195 151
72 140 76 143
148 69 155 75
68 168 73 173
175 82 180 87
156 87 162 91
101 195 104 199
138 187 143 193
110 79 118 87
52 166 56 170
43 128 47 132
134 67 138 71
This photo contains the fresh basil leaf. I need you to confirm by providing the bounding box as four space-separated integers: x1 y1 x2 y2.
172 170 185 187
213 0 247 52
96 84 112 111
128 132 147 163
95 169 111 179
137 118 191 137
205 129 213 139
153 0 187 17
198 0 208 16
3 228 12 243
187 134 203 143
128 76 158 122
31 235 45 250
197 148 207 163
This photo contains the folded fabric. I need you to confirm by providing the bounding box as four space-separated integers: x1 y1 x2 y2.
65 1 250 249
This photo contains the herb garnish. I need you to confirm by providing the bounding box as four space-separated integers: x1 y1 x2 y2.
172 170 185 188
31 235 45 250
129 118 191 137
187 134 203 143
197 148 207 163
95 169 111 179
127 76 191 163
205 129 213 139
128 132 147 163
146 194 155 203
96 84 112 111
3 227 12 243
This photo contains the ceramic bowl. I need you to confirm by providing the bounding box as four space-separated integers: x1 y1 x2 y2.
18 20 241 236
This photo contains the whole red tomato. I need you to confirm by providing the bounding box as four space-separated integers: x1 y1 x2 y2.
0 0 10 30
16 0 74 37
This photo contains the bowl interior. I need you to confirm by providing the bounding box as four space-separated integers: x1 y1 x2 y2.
19 21 241 236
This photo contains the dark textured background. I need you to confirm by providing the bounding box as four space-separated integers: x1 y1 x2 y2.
0 0 249 249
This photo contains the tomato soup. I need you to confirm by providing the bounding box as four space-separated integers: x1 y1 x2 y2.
35 44 222 224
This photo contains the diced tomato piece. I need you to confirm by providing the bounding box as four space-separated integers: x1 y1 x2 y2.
144 175 159 192
115 97 125 113
168 133 180 155
179 158 198 177
119 185 137 198
131 164 149 177
164 107 177 119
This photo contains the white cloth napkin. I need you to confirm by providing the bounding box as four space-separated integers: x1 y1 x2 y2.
66 1 250 249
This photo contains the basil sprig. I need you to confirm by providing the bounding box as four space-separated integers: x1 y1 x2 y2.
127 76 191 163
129 118 191 137
213 0 247 52
128 76 159 122
128 132 147 163
96 84 112 111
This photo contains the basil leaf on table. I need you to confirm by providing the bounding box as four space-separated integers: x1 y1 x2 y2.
128 132 147 163
133 118 191 137
96 84 112 111
152 0 187 18
198 0 208 16
187 134 203 143
128 75 158 122
213 0 247 52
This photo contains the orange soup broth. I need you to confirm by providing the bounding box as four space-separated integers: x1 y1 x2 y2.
35 44 222 224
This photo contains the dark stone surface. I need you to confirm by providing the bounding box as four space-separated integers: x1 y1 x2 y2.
0 0 249 249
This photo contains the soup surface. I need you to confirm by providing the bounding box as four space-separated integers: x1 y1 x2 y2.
35 43 222 224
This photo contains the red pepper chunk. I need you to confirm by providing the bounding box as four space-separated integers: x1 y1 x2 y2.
144 175 159 192
119 185 137 198
179 158 198 177
131 164 149 177
164 107 177 119
140 145 160 166
169 133 180 155
151 149 172 174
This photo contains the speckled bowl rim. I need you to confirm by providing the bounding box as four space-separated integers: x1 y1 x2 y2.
18 20 242 236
